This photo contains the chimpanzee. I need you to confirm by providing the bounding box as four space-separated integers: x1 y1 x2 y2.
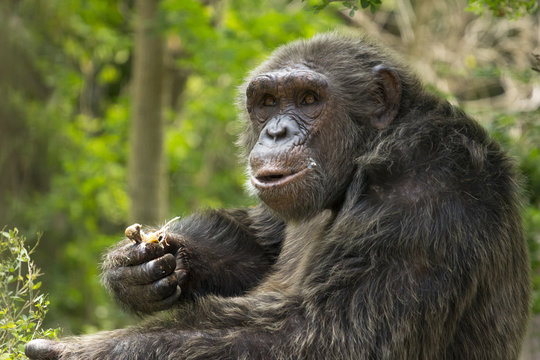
26 33 530 360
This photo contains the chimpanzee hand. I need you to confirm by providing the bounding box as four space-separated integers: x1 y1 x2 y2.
25 339 64 360
101 232 188 314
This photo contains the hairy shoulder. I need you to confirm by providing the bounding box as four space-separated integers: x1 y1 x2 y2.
358 114 516 207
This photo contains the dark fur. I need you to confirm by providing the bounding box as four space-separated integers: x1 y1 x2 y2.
26 33 530 360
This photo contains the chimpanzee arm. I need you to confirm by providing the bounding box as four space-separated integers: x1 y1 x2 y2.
101 205 284 314
27 200 499 360
171 205 285 299
25 290 305 360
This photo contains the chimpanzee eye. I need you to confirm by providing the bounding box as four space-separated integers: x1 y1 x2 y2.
263 95 276 106
302 92 317 105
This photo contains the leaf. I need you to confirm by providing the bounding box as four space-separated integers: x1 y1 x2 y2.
0 322 16 329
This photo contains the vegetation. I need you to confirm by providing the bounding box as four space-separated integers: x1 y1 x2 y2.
311 0 537 17
489 113 540 312
467 0 537 18
0 0 538 356
0 229 58 359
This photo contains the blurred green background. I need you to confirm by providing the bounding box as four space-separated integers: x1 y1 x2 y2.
0 0 538 349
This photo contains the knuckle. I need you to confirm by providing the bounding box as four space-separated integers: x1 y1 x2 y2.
140 242 163 258
162 234 181 251
148 260 168 279
153 274 177 297
161 253 177 269
163 286 182 305
147 255 175 279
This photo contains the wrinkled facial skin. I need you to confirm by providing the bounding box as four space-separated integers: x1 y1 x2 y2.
246 67 356 220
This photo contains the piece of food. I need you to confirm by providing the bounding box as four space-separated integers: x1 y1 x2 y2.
125 217 180 244
125 223 143 243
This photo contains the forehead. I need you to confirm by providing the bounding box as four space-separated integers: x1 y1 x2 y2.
247 65 328 95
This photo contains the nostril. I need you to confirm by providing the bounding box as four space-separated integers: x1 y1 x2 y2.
266 125 287 141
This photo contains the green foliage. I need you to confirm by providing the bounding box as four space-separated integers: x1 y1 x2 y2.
486 112 540 311
466 0 538 18
308 0 538 18
1 0 343 334
0 229 59 359
308 0 382 15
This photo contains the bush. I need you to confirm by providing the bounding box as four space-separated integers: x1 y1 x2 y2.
486 111 540 312
0 229 59 359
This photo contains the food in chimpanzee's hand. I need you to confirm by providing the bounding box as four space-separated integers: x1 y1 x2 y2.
125 217 180 244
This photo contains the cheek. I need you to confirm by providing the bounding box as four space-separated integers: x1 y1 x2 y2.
310 124 350 164
310 121 359 184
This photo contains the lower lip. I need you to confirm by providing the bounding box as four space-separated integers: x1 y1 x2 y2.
251 167 310 189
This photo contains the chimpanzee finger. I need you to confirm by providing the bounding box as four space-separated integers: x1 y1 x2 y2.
121 253 177 285
175 268 188 288
25 339 65 360
105 240 167 268
143 285 182 312
150 271 179 299
161 233 183 254
122 272 179 305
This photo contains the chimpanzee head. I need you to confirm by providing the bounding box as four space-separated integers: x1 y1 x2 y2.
239 34 408 220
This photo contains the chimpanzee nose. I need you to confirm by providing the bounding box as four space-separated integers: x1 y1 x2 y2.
266 120 288 141
258 115 300 148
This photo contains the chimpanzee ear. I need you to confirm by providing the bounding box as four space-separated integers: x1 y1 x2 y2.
370 65 402 129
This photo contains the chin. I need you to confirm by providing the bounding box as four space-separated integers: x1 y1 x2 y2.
252 176 327 222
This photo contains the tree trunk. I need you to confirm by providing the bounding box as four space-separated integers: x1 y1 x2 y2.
128 0 166 225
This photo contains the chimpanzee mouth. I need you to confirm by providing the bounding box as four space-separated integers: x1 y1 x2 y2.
251 167 309 189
